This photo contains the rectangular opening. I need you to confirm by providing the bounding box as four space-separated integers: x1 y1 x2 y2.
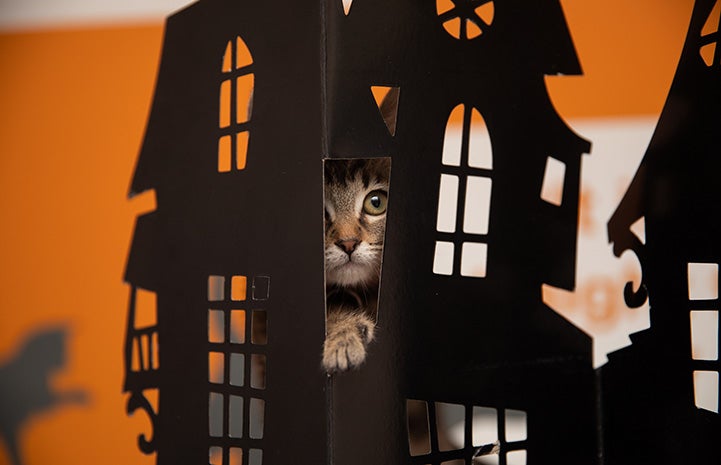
251 311 267 345
252 276 270 300
691 310 719 360
219 80 231 128
209 309 225 343
231 275 247 301
229 395 244 438
229 448 243 465
209 447 223 465
436 402 464 452
134 288 157 328
249 398 265 439
323 158 391 372
209 352 224 384
688 263 719 300
507 450 527 465
436 174 459 233
460 242 487 278
540 156 565 206
406 399 431 456
230 310 246 344
209 392 224 437
248 449 262 465
505 409 527 442
694 370 719 413
472 406 498 447
250 354 266 389
433 241 454 276
229 353 245 386
463 176 492 234
208 276 225 301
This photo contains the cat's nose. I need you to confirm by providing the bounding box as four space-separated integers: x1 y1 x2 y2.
336 239 359 255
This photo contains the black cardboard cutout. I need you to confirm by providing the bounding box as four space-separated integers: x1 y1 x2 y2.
123 1 720 464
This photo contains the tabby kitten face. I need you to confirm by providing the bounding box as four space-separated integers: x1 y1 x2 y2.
324 158 390 288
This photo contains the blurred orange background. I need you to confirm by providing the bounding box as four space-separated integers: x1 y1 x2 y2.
0 1 696 464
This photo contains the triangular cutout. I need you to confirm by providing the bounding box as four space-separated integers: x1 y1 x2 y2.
342 0 353 16
371 86 400 136
702 0 721 36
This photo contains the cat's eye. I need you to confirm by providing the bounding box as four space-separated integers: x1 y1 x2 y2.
363 190 388 215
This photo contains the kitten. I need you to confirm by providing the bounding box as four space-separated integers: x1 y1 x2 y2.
322 158 390 372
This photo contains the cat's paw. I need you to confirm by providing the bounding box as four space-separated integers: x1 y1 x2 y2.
322 311 375 372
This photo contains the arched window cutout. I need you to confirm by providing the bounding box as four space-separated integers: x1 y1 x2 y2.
218 37 254 172
468 108 493 170
434 104 493 278
442 104 464 166
371 86 400 136
437 0 495 40
342 0 353 16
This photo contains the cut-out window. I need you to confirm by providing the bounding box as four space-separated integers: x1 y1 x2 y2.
229 395 244 438
407 399 525 464
218 36 254 172
231 275 247 301
371 86 400 136
229 448 243 465
436 403 464 452
507 450 527 465
205 274 269 450
460 242 487 278
252 276 270 300
693 370 719 413
442 105 464 167
437 0 495 40
230 310 246 344
505 409 528 442
210 446 223 465
251 354 266 389
134 288 157 328
434 104 493 278
209 309 225 343
468 108 493 170
342 0 353 16
249 398 265 439
209 392 224 437
630 216 646 244
209 352 224 384
463 176 492 234
436 174 459 233
688 263 719 300
433 241 455 276
691 311 719 361
251 311 268 345
209 276 225 301
472 406 498 446
249 449 263 465
230 353 245 386
407 399 432 456
540 156 566 206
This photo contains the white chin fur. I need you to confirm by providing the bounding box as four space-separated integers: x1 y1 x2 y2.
325 245 379 287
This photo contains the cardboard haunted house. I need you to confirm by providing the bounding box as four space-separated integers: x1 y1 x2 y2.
123 0 721 464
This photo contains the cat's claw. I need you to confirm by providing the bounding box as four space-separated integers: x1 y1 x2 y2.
322 312 375 372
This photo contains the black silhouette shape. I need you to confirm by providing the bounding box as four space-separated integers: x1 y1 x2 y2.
603 1 721 463
0 327 87 465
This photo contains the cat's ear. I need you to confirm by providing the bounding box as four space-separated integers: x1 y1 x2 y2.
379 87 400 136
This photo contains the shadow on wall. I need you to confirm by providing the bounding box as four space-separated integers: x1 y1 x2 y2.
0 327 88 465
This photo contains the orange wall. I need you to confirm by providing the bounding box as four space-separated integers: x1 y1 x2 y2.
0 1 695 463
